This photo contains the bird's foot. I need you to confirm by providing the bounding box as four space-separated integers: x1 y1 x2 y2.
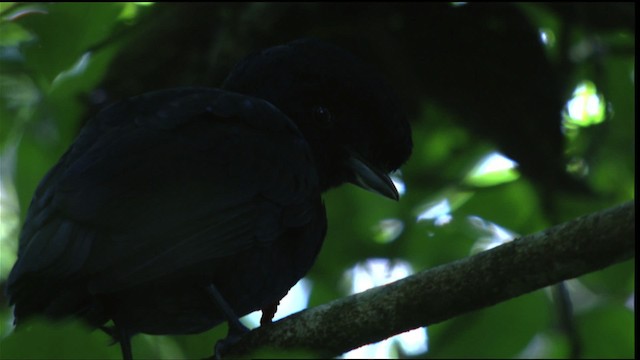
260 300 280 326
209 323 250 359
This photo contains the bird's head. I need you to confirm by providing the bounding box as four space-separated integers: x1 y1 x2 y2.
222 38 412 200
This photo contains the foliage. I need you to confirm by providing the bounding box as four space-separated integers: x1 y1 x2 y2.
0 3 634 359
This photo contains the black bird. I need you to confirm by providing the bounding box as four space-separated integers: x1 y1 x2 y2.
5 38 412 359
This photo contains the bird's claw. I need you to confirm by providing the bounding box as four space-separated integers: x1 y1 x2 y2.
211 325 249 359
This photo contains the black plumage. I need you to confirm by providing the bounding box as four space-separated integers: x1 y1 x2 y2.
6 38 411 359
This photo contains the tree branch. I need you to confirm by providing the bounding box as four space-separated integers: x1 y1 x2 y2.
225 201 635 358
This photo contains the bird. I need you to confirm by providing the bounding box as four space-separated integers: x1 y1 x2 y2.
5 38 412 359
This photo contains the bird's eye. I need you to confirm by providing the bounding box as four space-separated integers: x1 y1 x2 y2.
312 105 332 125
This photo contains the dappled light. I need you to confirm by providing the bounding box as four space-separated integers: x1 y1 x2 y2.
390 171 406 197
242 278 312 328
566 156 590 177
118 2 154 21
417 198 452 226
464 151 520 187
0 174 19 280
539 28 556 48
625 294 634 311
372 218 404 244
563 81 606 130
342 259 428 358
52 52 92 88
557 279 601 313
467 215 518 253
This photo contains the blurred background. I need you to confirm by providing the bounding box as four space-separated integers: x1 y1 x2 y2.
0 3 634 359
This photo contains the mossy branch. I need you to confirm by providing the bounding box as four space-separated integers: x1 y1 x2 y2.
225 201 635 358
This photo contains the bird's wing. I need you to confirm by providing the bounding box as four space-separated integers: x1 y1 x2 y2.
8 88 321 297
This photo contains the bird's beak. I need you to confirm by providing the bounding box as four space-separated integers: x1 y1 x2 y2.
346 153 399 201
